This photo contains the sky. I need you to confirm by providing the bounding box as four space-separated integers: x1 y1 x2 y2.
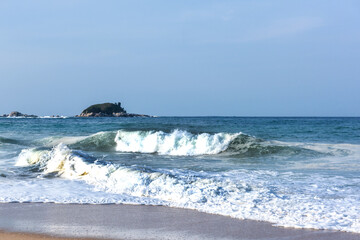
0 0 359 116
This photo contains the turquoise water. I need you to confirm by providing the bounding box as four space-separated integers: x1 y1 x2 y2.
0 117 360 232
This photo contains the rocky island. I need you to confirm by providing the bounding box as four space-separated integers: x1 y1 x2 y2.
1 111 38 118
76 102 150 117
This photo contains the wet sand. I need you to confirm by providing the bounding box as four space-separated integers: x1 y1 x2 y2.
0 203 359 240
0 231 98 240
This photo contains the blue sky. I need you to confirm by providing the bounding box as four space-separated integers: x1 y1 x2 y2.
1 0 359 116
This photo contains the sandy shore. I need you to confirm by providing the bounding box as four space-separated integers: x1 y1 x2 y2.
0 203 359 240
0 231 98 240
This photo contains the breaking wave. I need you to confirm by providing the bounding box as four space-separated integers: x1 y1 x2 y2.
14 144 360 233
72 132 117 151
114 130 239 155
38 130 322 157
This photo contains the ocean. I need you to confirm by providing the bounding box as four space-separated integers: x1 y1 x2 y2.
0 117 359 233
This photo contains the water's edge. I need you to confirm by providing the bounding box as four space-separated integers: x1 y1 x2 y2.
0 203 359 240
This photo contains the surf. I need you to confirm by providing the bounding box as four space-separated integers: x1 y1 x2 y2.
12 143 360 233
36 129 334 158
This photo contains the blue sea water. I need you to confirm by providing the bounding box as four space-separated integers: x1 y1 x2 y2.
0 117 360 232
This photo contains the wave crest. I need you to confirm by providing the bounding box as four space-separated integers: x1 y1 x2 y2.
16 144 96 178
35 129 323 158
115 129 240 156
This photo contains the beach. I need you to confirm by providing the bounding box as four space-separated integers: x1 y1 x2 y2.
0 203 359 240
0 231 95 240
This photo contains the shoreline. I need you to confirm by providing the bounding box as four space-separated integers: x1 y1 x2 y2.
0 203 359 240
0 230 99 240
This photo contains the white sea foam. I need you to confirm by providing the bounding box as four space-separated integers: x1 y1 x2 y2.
39 116 68 119
272 141 360 170
115 130 240 155
274 141 360 155
11 144 360 233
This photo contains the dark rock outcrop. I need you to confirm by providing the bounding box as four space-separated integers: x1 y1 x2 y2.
9 111 23 117
77 102 150 117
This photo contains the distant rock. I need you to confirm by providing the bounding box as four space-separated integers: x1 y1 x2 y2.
1 111 38 118
9 111 23 117
77 102 150 117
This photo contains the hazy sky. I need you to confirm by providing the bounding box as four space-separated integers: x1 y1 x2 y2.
1 0 359 116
